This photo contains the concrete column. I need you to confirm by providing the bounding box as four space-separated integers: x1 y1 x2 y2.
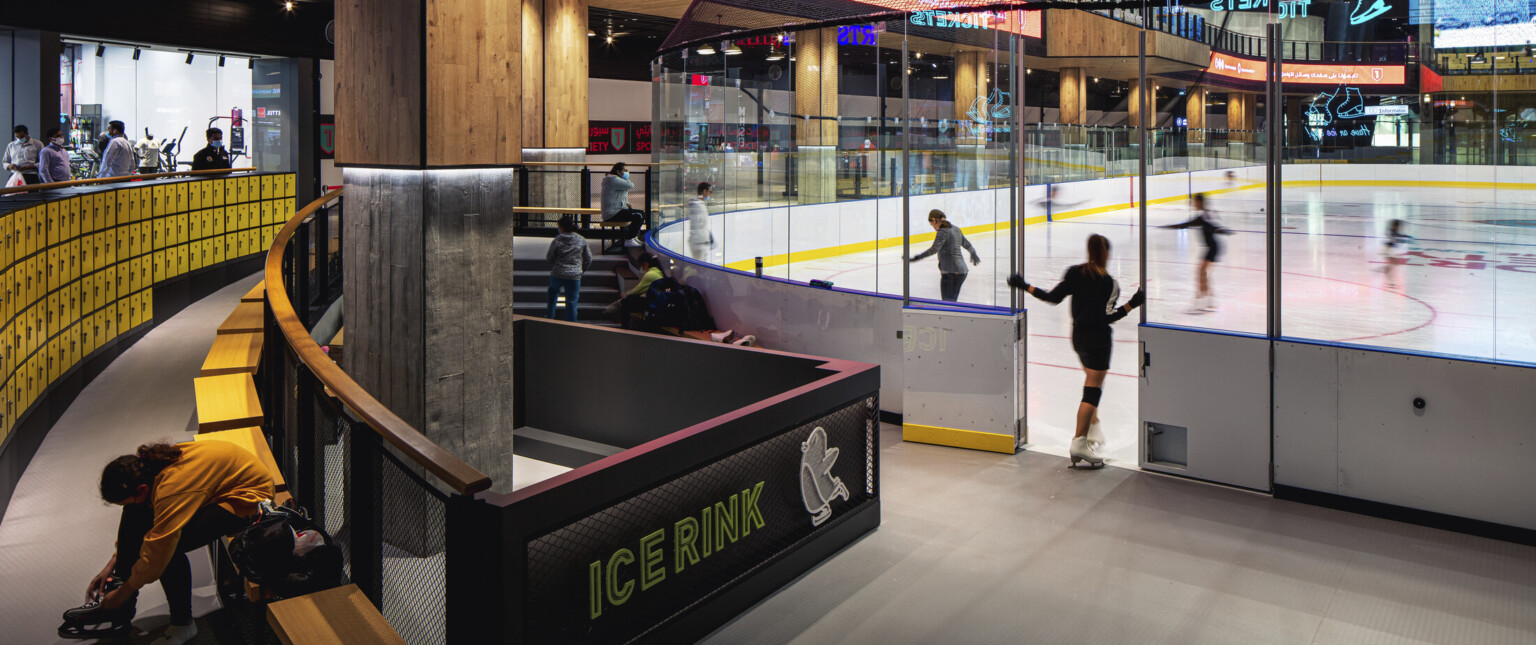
0 30 62 144
1059 67 1087 126
337 0 521 495
1186 86 1206 143
793 28 838 203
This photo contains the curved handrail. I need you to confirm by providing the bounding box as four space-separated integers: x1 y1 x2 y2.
265 188 492 495
0 167 258 196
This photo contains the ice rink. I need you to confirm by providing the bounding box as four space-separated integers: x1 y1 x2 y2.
659 179 1536 466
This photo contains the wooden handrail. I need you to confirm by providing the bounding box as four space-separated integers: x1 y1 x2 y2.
0 167 259 196
265 188 492 495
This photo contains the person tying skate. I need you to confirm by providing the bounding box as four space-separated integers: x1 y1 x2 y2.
1008 234 1143 468
61 441 274 643
1161 192 1232 314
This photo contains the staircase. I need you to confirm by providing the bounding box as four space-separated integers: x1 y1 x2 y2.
511 253 628 325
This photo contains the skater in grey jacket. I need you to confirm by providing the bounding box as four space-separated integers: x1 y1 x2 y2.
546 216 592 321
908 210 981 301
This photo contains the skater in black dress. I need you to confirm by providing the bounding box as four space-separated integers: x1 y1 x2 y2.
1008 234 1144 468
1161 193 1232 313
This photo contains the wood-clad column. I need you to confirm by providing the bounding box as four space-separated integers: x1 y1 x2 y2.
1187 86 1206 143
1059 67 1087 125
953 51 989 190
337 0 520 491
793 28 839 202
522 0 545 149
1229 92 1258 143
1128 78 1144 131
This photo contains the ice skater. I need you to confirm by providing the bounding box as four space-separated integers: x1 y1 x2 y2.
907 210 981 302
61 441 275 643
1380 218 1413 288
1007 234 1144 468
1161 193 1233 314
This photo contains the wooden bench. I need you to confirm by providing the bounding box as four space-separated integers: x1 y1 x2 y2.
217 301 265 335
194 373 264 432
266 584 406 645
241 281 266 303
195 426 292 603
202 332 264 377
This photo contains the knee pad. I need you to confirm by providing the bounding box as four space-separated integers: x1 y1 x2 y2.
1082 386 1103 407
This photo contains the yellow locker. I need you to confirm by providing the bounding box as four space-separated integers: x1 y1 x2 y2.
214 234 229 264
104 264 118 305
125 257 139 293
204 210 217 239
67 196 81 240
151 250 165 284
245 176 258 203
176 244 189 277
87 272 101 316
190 181 203 211
212 207 225 235
1 210 11 269
44 249 58 294
79 316 93 359
68 239 82 284
231 204 243 231
141 289 153 325
114 226 129 263
223 207 236 234
151 185 166 218
65 281 80 328
286 174 296 197
176 182 188 213
104 228 117 267
1 266 11 324
44 201 59 247
0 320 10 378
116 297 129 334
189 209 203 241
260 175 272 201
27 206 42 256
151 217 165 251
104 191 117 229
246 229 259 257
103 303 117 342
86 195 100 234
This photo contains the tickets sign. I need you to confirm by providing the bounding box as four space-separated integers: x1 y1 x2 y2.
1207 52 1406 85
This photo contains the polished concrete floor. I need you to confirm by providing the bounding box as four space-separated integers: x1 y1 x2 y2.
0 273 261 644
704 424 1536 645
2 273 1535 644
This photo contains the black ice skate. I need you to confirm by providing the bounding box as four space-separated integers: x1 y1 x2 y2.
58 577 137 640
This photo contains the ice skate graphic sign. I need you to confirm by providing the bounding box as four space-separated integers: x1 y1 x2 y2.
800 427 850 526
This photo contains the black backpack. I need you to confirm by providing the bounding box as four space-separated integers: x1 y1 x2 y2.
642 278 716 332
227 501 344 599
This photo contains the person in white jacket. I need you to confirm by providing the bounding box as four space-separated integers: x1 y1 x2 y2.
687 182 714 261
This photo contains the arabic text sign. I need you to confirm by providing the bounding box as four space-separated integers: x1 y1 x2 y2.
1207 53 1407 85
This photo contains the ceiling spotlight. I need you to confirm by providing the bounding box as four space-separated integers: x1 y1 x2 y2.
1025 68 1031 74
284 1 295 11
132 47 141 60
95 44 105 57
588 29 596 37
606 33 614 44
695 43 716 55
916 51 923 59
219 55 226 67
724 41 742 55
186 52 195 64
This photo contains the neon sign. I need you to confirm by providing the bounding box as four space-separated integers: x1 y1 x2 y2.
964 89 1011 136
1211 0 1313 18
837 25 879 46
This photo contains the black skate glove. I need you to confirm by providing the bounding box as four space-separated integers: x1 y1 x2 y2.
1126 288 1145 309
1006 273 1029 291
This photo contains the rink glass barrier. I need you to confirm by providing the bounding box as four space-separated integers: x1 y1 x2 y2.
650 5 1536 367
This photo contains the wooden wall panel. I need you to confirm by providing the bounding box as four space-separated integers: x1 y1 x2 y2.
335 0 422 166
522 0 545 149
427 0 522 166
544 0 589 148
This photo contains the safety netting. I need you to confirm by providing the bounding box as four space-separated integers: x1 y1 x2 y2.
659 0 1155 54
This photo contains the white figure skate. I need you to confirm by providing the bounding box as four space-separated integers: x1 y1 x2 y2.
1069 436 1105 469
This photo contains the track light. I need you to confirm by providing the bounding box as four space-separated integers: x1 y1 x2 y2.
95 44 105 57
186 52 195 64
132 48 141 60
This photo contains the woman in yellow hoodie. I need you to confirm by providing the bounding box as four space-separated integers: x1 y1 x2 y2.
62 441 274 643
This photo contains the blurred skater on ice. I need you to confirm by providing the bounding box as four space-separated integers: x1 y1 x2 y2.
1380 218 1413 289
1007 234 1144 469
1161 193 1233 314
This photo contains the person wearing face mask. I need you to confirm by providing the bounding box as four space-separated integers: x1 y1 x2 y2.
600 161 647 241
4 124 45 185
38 126 71 184
190 127 232 171
686 182 715 261
97 121 135 178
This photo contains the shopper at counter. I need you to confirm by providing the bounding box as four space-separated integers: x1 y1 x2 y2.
601 162 646 241
39 127 71 184
97 121 135 179
190 127 232 171
4 124 44 185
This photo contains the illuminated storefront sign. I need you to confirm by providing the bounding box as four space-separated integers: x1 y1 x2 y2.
1207 52 1406 85
838 24 881 46
1210 0 1314 18
862 0 1042 39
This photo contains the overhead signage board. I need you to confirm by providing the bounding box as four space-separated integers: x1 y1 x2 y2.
587 120 652 155
521 400 878 643
1365 105 1411 115
1207 52 1407 85
1426 0 1534 48
851 1 1043 39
